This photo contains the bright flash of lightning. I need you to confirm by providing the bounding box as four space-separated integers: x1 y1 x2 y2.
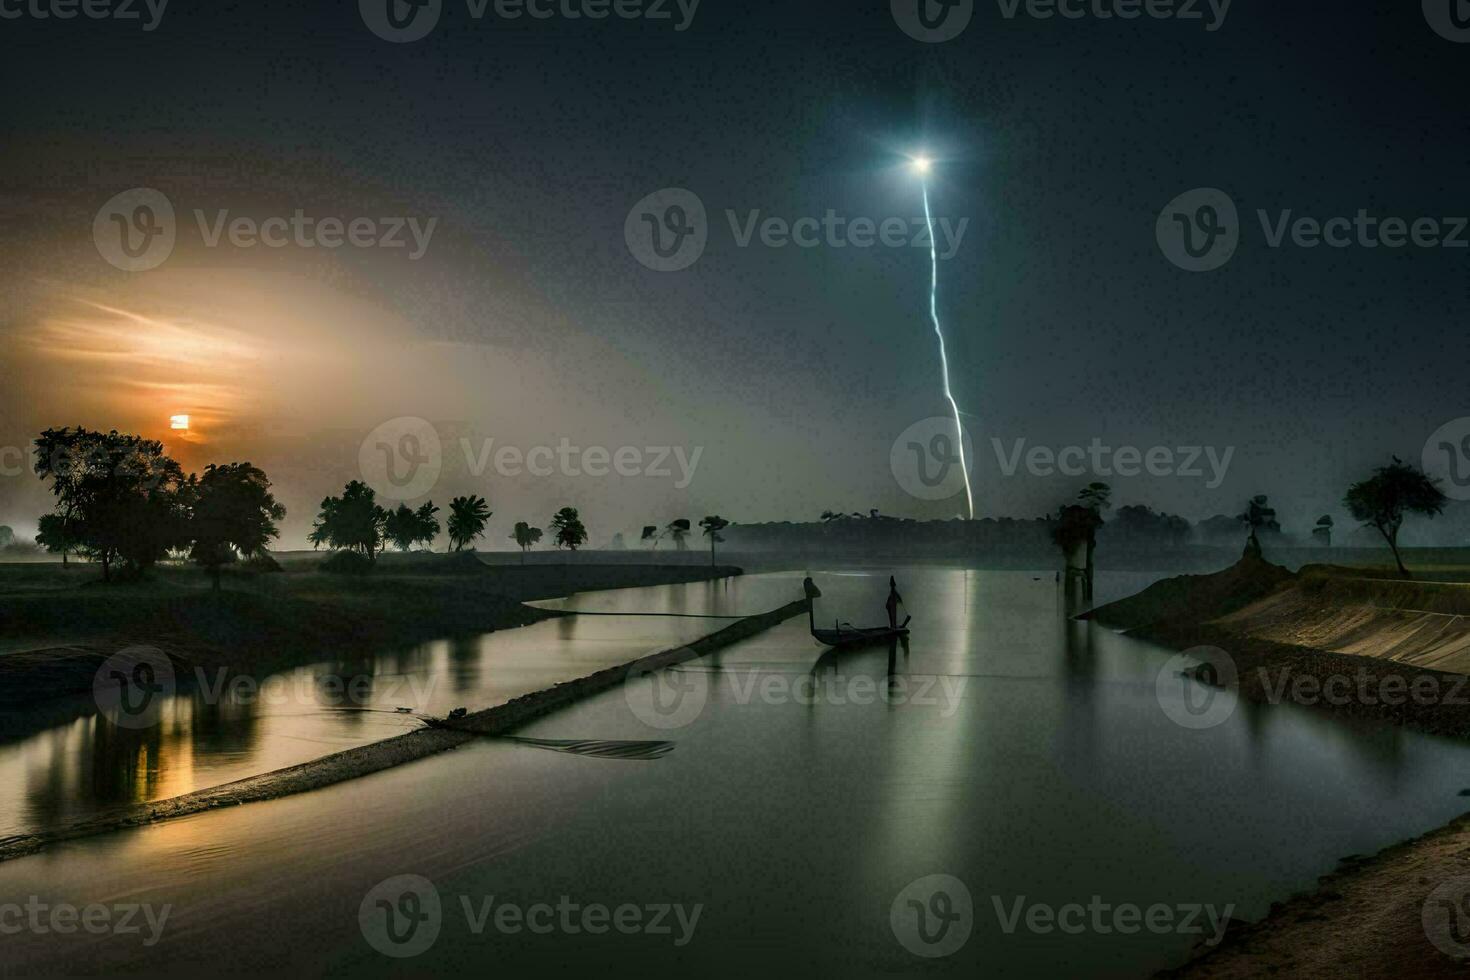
920 175 975 520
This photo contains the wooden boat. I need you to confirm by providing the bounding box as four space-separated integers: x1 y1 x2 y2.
811 623 910 648
802 577 911 648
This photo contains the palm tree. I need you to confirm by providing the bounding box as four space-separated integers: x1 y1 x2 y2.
413 501 440 550
511 521 543 563
447 495 491 552
699 515 729 566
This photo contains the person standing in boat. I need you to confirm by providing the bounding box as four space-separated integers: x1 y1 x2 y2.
885 576 903 630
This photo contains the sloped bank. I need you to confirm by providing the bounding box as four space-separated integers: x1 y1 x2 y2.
0 598 809 865
1086 555 1470 977
1087 554 1470 738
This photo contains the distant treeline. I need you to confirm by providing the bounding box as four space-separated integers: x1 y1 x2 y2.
721 505 1303 561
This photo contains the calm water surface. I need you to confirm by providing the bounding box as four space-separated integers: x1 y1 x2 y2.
2 568 1468 978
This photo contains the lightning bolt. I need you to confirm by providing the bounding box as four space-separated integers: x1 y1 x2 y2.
922 180 975 519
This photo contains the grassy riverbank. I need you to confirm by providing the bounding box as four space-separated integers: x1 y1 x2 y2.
0 552 742 707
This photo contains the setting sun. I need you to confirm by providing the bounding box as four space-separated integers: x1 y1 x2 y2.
170 414 190 430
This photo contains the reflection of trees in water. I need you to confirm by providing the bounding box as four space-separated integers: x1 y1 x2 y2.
1059 615 1098 765
447 637 481 697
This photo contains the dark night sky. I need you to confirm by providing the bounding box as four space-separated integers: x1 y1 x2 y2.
1 1 1468 545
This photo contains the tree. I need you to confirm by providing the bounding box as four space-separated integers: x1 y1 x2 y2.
310 480 388 562
550 507 588 551
699 515 729 566
1236 495 1280 557
1106 505 1190 549
189 462 285 589
1052 504 1104 598
511 521 543 562
33 427 188 581
1078 483 1110 598
1312 515 1334 548
35 513 76 562
665 518 691 551
1344 457 1447 578
413 501 440 550
447 495 491 552
384 504 421 553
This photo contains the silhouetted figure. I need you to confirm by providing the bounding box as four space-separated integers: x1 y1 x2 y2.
803 575 822 632
885 576 903 630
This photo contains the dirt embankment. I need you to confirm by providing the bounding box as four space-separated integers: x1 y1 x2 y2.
0 598 808 865
1088 556 1470 977
1089 556 1470 738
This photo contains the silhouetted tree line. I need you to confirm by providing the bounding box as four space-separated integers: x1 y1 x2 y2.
33 427 283 587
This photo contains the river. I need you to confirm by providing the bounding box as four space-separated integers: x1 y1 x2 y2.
2 567 1468 977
